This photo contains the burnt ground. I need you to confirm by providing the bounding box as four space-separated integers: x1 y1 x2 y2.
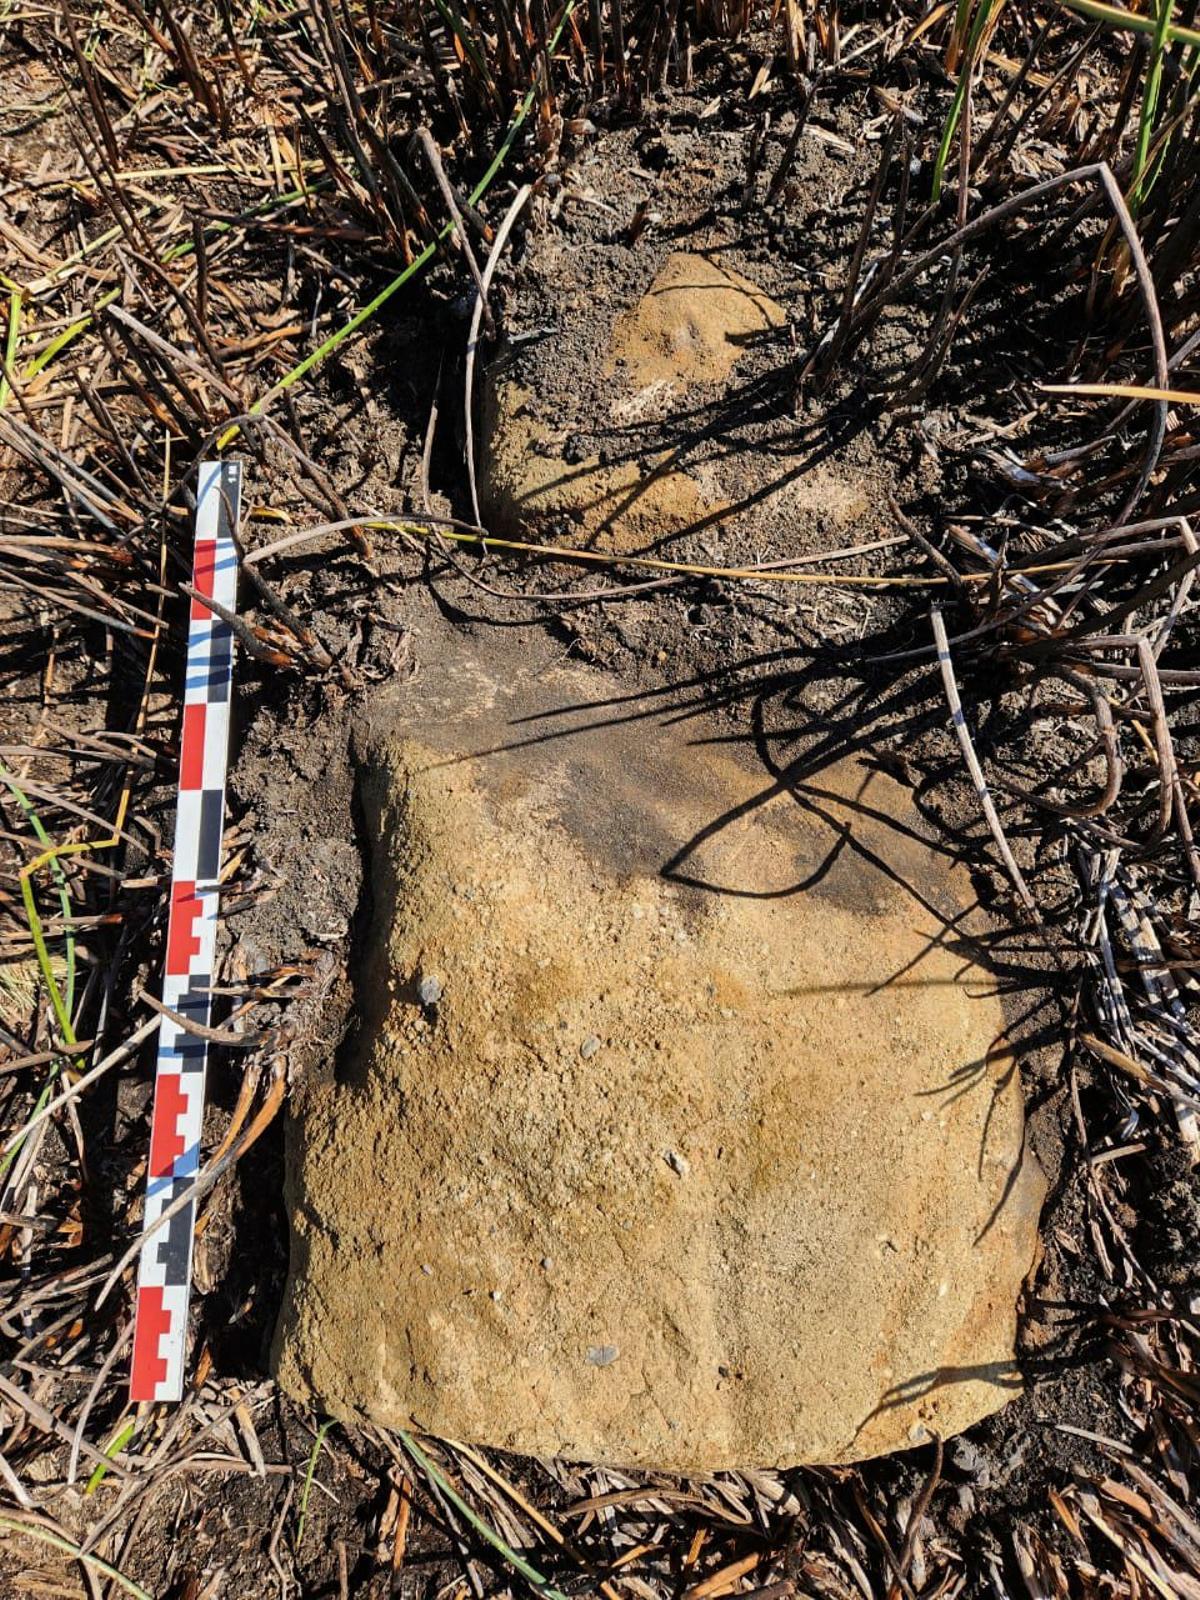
1 7 1199 1600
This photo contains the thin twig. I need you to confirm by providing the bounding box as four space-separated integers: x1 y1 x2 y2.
466 183 531 527
931 608 1040 919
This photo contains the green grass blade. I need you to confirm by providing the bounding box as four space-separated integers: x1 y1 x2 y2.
84 1419 137 1495
1055 0 1200 48
0 1516 154 1600
933 0 1002 200
397 1430 571 1600
296 1419 334 1547
0 762 76 1030
948 0 977 62
1130 0 1175 209
0 761 79 1184
1 291 21 408
22 290 119 383
244 234 441 420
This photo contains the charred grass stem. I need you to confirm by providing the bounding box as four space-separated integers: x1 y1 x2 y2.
217 0 578 447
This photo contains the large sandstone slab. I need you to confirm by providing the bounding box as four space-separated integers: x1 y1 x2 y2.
274 645 1044 1469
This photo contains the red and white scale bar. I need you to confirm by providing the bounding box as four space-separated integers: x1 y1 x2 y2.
130 461 241 1403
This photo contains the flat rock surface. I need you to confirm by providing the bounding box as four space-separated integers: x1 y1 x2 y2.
274 637 1044 1470
606 250 786 388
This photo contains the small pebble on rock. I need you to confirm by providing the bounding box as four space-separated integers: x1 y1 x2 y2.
417 973 444 1006
580 1033 601 1059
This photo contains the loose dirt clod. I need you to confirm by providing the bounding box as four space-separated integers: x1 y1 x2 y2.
274 639 1045 1470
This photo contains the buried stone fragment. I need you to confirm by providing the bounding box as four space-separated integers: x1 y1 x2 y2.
478 250 874 557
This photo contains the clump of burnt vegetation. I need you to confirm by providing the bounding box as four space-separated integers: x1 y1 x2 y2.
0 1 1198 1597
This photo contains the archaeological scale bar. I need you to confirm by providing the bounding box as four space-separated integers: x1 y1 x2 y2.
129 460 241 1402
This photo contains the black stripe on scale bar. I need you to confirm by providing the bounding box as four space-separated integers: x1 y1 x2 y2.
195 788 224 881
168 973 214 1070
160 1026 206 1073
153 1183 196 1285
214 462 242 544
201 623 233 702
